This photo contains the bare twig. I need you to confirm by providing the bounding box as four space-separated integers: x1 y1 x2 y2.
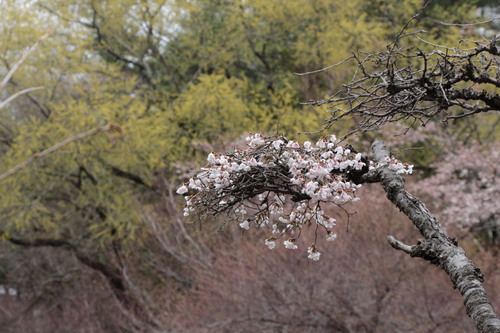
0 33 50 92
294 56 355 76
429 16 500 27
304 33 499 137
389 0 432 50
0 123 123 182
0 86 44 111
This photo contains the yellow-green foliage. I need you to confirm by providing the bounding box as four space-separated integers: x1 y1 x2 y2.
1 66 150 243
170 75 251 152
0 0 487 246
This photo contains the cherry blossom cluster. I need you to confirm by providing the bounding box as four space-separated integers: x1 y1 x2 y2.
178 134 412 260
382 156 414 175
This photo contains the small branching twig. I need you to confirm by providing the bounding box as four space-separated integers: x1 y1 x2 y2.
0 123 123 182
301 33 499 137
0 32 51 93
0 32 50 111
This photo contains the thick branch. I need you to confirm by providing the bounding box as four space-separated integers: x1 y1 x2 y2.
364 140 500 333
1 232 158 328
2 233 126 293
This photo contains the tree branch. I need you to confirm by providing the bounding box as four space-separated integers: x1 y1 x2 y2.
0 231 158 329
0 86 44 111
386 235 412 254
0 123 123 183
304 34 500 136
365 140 500 333
0 33 50 93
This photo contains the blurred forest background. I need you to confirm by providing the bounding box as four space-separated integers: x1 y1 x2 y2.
0 0 498 332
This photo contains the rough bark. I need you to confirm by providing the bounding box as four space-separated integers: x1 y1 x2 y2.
362 140 500 333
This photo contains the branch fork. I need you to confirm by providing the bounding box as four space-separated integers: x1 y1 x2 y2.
369 140 499 333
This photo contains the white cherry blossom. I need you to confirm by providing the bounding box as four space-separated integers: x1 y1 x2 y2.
307 247 321 261
284 240 298 249
265 239 276 249
326 232 337 242
239 220 250 230
178 133 413 260
176 185 188 195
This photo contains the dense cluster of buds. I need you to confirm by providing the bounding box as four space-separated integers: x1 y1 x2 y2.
178 134 413 260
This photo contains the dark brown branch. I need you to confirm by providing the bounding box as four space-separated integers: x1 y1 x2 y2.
105 163 152 189
2 233 125 293
305 34 500 136
1 232 159 328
